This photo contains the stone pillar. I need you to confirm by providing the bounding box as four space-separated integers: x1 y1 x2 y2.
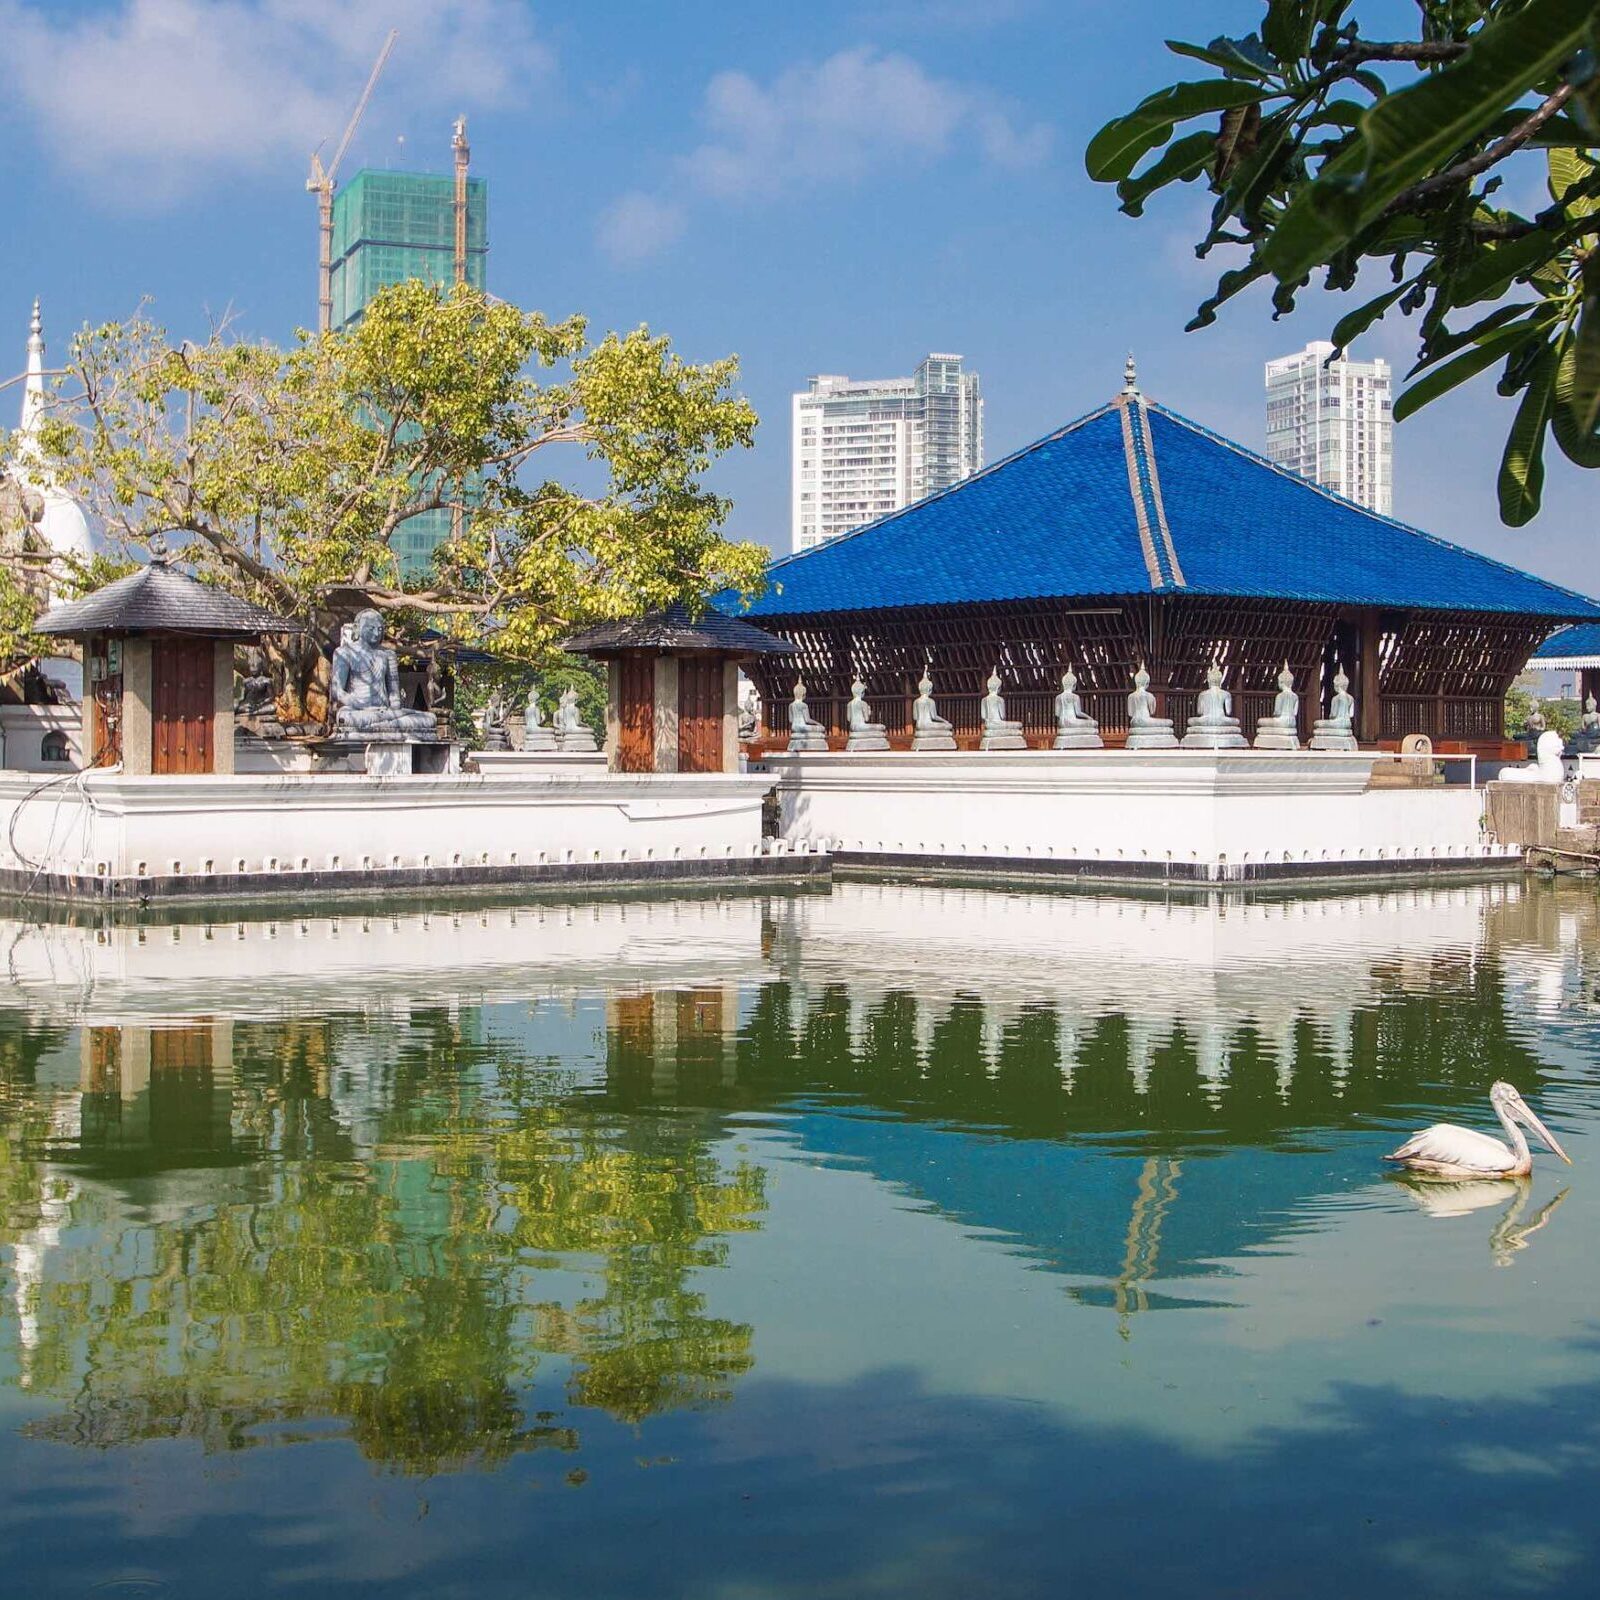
722 658 740 773
121 638 153 776
605 660 621 768
653 656 680 773
212 640 236 775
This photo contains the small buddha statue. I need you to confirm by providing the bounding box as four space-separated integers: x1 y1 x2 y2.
481 687 512 751
330 609 439 738
911 666 956 751
844 676 890 751
787 680 830 752
979 668 1027 751
1052 666 1102 750
1124 664 1177 749
1180 660 1246 749
1586 694 1600 732
1310 662 1359 751
553 684 599 753
1253 663 1301 750
522 683 557 751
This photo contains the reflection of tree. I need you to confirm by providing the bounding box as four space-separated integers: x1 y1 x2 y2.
0 1009 764 1475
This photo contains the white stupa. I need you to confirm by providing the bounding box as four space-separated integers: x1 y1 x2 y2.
14 299 93 577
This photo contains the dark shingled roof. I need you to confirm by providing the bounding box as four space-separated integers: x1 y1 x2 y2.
562 601 793 658
36 559 300 639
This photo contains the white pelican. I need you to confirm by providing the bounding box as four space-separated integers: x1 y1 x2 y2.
1384 1081 1572 1178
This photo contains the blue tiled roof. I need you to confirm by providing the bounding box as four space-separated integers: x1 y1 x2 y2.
1532 623 1600 662
741 395 1600 622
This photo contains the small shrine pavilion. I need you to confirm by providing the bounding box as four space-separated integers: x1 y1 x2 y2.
35 538 297 775
737 366 1600 754
564 602 793 773
1529 624 1600 705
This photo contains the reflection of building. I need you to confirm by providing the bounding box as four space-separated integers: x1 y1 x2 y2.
1265 341 1393 513
792 356 983 551
329 166 488 574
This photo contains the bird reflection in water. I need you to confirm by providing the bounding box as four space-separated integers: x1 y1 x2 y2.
1392 1176 1570 1267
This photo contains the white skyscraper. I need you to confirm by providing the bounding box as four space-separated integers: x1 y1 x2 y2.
1264 341 1393 514
792 354 983 551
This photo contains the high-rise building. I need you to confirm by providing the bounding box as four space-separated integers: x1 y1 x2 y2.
1264 341 1392 514
329 168 488 573
792 354 983 551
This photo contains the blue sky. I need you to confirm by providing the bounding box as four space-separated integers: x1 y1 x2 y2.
0 0 1592 588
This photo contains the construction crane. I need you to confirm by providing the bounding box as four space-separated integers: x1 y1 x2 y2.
307 29 397 335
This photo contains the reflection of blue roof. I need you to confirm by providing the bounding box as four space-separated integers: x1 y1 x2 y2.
1532 623 1600 664
743 395 1600 622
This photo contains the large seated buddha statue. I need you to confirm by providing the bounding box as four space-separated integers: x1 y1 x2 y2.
330 609 439 738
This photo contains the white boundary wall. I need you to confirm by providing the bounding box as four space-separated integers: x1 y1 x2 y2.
0 769 774 889
766 750 1507 878
0 705 83 773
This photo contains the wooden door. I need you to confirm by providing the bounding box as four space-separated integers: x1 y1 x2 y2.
151 637 215 774
677 656 724 773
617 654 655 773
88 637 124 766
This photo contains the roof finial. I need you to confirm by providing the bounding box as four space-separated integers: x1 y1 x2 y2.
29 297 42 345
1123 351 1139 396
147 531 171 565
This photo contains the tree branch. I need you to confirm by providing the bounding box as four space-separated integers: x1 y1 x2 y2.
1389 83 1577 213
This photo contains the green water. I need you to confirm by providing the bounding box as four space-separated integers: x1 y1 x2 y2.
1 877 1597 1597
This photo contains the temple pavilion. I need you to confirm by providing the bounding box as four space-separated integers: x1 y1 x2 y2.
738 367 1600 754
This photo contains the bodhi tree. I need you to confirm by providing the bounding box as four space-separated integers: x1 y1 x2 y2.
10 279 766 718
1086 0 1600 524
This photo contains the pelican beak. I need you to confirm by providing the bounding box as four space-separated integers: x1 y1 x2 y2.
1518 1100 1573 1164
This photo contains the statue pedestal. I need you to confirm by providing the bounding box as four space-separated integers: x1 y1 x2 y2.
1052 728 1103 750
556 728 599 754
1180 722 1246 750
1310 723 1358 751
1253 724 1300 751
912 729 957 752
1126 724 1177 750
846 727 890 752
788 730 830 752
979 726 1027 751
521 726 558 752
314 735 459 776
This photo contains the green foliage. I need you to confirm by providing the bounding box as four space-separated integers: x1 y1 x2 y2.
451 652 605 745
1087 0 1600 524
16 281 768 658
1506 682 1579 737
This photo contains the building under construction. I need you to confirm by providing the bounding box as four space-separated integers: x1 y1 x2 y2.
325 123 488 575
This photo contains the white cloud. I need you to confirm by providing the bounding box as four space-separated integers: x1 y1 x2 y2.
597 191 687 265
0 0 553 206
597 45 1051 263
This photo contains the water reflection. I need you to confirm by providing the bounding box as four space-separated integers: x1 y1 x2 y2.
1 878 1598 1595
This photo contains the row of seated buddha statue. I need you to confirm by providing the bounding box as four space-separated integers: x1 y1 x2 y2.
784 660 1359 753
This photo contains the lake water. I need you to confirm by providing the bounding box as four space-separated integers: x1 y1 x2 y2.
1 876 1597 1598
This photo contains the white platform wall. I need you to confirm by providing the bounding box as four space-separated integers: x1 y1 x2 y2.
0 769 775 889
766 750 1507 879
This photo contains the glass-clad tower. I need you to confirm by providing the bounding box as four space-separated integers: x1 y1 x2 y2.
329 170 489 574
1264 341 1392 514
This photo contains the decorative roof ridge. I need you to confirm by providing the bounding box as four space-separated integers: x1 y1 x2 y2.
1143 399 1600 614
766 397 1126 574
